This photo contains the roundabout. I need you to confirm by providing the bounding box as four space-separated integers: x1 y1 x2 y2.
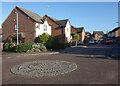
10 60 77 77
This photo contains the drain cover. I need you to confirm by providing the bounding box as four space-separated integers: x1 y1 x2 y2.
10 60 77 77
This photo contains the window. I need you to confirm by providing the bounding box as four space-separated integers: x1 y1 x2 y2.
96 34 98 37
43 25 47 31
15 24 17 30
67 28 69 32
87 36 90 38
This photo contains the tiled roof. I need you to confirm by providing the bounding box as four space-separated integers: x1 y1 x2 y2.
43 15 69 27
76 27 84 33
93 31 104 35
86 32 90 34
56 19 68 26
108 26 120 34
45 15 57 21
71 25 84 33
112 26 120 32
16 6 43 23
86 32 91 35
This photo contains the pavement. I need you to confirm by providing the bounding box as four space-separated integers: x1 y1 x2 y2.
2 44 119 84
111 44 120 60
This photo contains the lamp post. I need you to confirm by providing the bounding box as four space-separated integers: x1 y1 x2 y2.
14 11 19 45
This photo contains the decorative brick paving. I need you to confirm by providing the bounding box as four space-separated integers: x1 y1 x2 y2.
10 60 77 77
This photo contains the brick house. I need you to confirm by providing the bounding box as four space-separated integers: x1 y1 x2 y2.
85 32 91 38
84 32 91 43
2 6 85 44
108 26 120 42
0 29 2 40
93 31 104 41
43 15 72 43
2 6 73 44
71 25 85 43
2 6 52 43
0 28 3 50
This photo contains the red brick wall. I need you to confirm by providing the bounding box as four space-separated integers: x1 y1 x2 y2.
115 29 120 37
52 28 66 43
0 43 3 50
2 7 36 43
0 29 2 34
77 32 82 42
71 26 83 42
94 34 98 40
94 33 103 40
71 26 78 33
43 16 66 43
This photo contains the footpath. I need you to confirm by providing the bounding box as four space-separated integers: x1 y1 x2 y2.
111 44 120 60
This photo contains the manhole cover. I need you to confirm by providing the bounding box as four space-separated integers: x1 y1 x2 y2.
10 60 77 77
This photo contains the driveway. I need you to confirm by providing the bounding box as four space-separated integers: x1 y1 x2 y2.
2 44 118 84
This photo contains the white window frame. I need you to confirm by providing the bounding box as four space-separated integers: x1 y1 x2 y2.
67 28 69 32
15 24 17 30
43 25 47 31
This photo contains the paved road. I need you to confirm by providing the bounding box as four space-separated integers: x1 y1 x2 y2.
2 44 118 84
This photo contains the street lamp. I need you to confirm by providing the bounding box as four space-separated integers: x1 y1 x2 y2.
14 11 19 45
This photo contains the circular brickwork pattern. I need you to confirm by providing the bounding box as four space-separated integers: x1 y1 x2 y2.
10 60 77 77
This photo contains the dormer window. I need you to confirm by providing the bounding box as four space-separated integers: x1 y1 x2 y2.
43 25 47 31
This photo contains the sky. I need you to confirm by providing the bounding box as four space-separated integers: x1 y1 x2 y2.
1 2 118 33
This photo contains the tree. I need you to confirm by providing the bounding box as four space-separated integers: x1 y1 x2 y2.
91 36 94 40
71 32 80 46
103 33 108 40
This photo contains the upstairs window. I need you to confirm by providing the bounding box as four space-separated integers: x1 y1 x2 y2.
43 25 47 31
67 28 69 32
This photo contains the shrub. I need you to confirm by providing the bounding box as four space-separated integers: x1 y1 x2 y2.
3 34 17 51
59 42 66 49
4 43 9 50
52 37 66 50
3 42 17 51
16 42 35 52
45 36 53 49
52 37 60 50
35 35 67 50
66 41 72 47
9 42 16 48
35 33 50 44
8 37 13 43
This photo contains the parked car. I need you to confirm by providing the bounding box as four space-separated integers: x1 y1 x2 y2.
101 39 106 44
72 41 83 46
89 40 98 44
106 38 113 44
94 40 98 44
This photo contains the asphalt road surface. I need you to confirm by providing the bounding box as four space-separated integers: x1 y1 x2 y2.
2 44 119 84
